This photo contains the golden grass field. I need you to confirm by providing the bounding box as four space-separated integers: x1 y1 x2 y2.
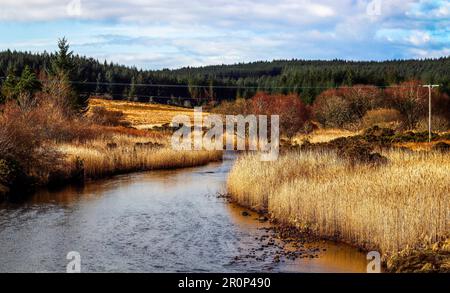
57 99 221 180
89 98 208 129
227 150 450 261
293 128 450 149
293 128 358 145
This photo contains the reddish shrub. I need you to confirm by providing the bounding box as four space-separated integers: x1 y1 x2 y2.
384 81 429 130
0 101 64 189
252 92 311 139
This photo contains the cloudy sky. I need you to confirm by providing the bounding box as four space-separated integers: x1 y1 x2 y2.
0 0 448 69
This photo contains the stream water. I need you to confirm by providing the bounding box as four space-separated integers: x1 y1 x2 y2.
0 157 367 273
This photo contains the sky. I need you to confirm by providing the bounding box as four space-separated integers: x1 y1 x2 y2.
0 0 449 69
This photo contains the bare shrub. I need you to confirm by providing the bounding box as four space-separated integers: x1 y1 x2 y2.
313 86 383 129
214 93 312 139
340 85 382 118
313 92 352 128
0 102 64 189
385 81 428 130
31 92 99 142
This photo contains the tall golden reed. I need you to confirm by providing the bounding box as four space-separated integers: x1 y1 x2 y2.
59 134 223 179
227 150 449 254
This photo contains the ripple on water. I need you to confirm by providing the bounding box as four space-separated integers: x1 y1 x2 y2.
0 160 367 273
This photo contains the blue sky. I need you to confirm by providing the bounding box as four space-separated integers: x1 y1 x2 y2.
0 0 448 69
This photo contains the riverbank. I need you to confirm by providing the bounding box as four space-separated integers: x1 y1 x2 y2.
0 97 222 201
227 148 450 272
58 134 223 180
0 131 223 200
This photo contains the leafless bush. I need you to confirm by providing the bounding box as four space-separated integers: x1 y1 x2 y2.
0 102 64 189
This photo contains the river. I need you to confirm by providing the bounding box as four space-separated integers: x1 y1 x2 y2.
0 156 368 273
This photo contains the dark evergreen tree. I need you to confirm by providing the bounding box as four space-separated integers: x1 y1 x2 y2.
1 68 18 102
16 65 41 100
49 38 74 76
49 38 88 112
1 41 449 105
0 65 41 104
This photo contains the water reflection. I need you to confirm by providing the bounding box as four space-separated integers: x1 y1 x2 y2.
0 159 367 273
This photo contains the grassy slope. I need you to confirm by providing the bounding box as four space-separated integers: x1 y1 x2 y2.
90 98 209 129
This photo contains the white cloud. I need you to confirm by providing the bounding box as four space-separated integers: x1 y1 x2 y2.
410 47 450 59
408 31 431 46
307 3 335 17
0 0 448 69
0 0 338 24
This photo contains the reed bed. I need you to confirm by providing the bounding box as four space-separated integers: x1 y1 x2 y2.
59 134 223 179
227 149 449 255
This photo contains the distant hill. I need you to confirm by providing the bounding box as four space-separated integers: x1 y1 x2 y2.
1 49 449 104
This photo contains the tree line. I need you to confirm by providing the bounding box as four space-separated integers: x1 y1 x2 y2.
0 39 449 106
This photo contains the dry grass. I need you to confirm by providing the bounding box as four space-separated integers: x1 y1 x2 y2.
394 140 450 151
59 134 222 179
65 99 222 180
293 128 358 145
227 149 449 256
89 98 209 129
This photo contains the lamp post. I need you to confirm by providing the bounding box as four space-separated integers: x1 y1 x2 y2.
422 84 440 143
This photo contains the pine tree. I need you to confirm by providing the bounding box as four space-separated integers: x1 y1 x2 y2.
0 66 41 104
0 68 18 102
16 66 41 95
49 38 87 112
50 38 74 76
16 65 41 105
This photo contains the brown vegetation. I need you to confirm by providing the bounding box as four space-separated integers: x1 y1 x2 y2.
311 82 450 131
89 98 208 129
361 108 403 129
0 94 222 199
214 92 312 140
312 85 382 129
385 81 450 130
59 135 222 179
227 149 449 271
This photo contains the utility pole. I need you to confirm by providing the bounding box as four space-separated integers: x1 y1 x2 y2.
422 84 440 143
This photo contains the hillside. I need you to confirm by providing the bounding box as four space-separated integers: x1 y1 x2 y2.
89 98 208 129
1 50 449 104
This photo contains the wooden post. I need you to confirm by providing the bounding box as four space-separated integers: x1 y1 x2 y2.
422 85 440 143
